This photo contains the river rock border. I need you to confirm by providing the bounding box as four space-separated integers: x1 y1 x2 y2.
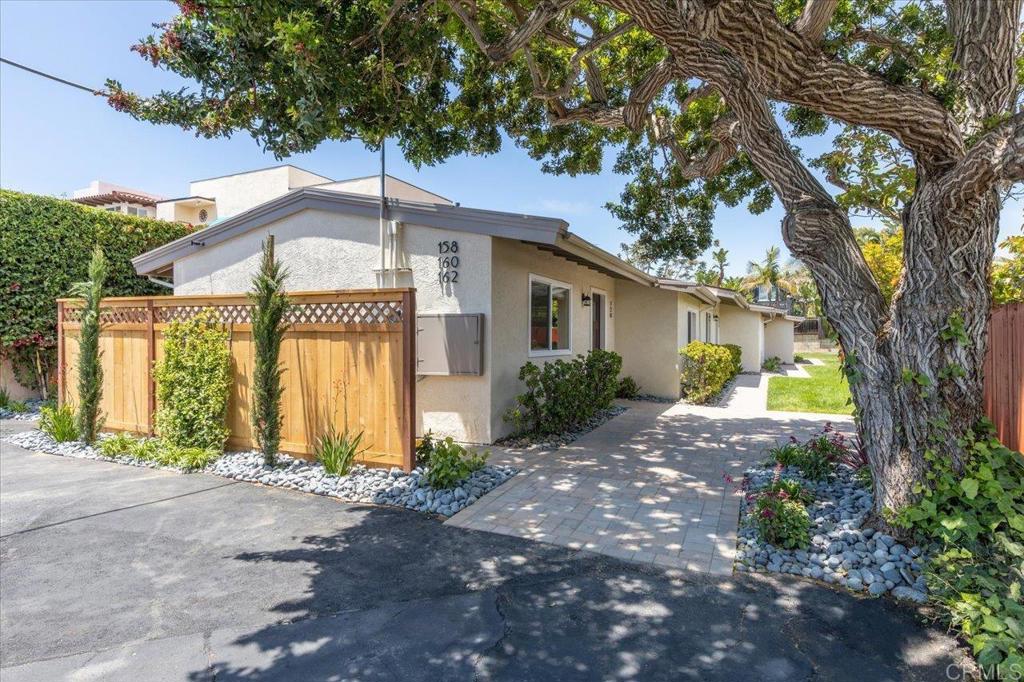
3 429 516 518
735 463 930 603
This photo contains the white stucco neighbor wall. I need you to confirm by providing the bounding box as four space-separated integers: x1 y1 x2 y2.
317 177 453 204
190 166 331 219
718 306 764 372
172 208 494 444
764 318 795 364
489 240 618 440
615 281 680 399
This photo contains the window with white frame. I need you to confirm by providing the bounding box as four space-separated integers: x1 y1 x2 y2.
529 275 571 354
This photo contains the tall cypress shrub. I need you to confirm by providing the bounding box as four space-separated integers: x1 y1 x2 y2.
71 246 107 443
249 238 290 466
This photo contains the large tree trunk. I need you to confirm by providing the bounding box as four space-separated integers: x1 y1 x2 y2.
816 182 1001 516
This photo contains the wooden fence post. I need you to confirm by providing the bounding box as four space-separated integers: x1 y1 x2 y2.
56 300 64 407
402 289 417 473
146 300 156 436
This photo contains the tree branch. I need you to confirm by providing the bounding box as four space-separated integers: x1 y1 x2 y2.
445 0 574 64
846 27 915 61
653 112 738 179
939 111 1024 209
793 0 838 42
946 0 1023 133
527 18 634 101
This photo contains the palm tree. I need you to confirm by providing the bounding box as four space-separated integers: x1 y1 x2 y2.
742 246 799 302
710 247 729 286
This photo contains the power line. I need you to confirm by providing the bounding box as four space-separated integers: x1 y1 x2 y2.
0 57 104 94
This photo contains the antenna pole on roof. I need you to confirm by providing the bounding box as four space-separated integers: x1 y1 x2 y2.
379 139 387 282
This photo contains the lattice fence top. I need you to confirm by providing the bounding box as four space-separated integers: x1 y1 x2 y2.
63 306 148 325
63 298 406 327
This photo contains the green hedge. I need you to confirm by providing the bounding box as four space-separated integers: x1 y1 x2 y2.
680 341 738 403
0 190 191 391
504 349 623 436
722 343 742 374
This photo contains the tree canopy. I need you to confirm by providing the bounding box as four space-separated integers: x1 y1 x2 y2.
107 0 1022 266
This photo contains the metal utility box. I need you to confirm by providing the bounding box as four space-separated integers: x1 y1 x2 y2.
416 313 484 376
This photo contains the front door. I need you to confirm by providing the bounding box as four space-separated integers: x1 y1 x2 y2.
591 292 605 350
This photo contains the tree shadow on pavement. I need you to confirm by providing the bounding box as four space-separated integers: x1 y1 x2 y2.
188 505 966 682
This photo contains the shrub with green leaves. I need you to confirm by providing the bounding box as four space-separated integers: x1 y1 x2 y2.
616 375 640 399
897 425 1024 671
153 308 231 450
39 404 77 442
8 400 28 414
249 238 291 466
72 246 108 444
0 190 191 394
99 431 136 457
503 349 623 436
426 437 487 490
770 439 836 481
680 341 736 403
314 426 363 476
722 343 742 374
762 356 782 373
751 469 812 549
415 431 436 467
0 388 9 409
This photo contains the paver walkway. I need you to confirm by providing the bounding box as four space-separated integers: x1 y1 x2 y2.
448 384 853 575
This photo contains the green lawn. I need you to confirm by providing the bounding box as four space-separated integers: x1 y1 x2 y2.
767 353 854 415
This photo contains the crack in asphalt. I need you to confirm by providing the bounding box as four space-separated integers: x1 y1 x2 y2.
0 481 240 539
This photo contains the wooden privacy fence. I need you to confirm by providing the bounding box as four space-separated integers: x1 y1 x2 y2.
57 289 417 471
983 303 1024 452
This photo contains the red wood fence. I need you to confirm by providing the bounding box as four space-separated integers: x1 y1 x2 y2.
983 303 1024 452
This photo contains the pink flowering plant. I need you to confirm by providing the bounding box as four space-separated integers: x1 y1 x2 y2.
750 465 811 549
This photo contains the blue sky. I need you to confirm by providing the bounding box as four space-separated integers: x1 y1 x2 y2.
1 1 1019 277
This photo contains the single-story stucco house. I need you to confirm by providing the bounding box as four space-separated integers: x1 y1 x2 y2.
129 165 800 444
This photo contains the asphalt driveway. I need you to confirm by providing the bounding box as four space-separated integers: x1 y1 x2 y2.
0 420 965 681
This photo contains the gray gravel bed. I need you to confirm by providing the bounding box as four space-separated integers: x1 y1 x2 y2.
0 399 46 421
735 464 929 604
4 429 516 518
496 405 627 449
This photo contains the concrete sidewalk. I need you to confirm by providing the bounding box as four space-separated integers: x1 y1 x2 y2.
0 426 965 681
448 397 853 574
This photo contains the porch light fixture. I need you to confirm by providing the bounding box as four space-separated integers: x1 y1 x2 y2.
581 293 592 307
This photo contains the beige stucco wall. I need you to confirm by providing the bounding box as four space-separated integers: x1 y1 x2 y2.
718 305 764 372
615 281 680 399
488 239 618 440
156 202 216 225
317 177 453 205
1 358 39 401
189 166 330 219
764 318 795 364
172 208 494 444
676 293 718 350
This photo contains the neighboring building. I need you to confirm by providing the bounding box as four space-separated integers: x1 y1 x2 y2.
131 164 801 443
71 181 164 217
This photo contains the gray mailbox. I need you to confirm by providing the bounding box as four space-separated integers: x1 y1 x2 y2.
416 313 484 376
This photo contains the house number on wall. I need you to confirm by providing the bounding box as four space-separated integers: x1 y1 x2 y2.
438 240 460 284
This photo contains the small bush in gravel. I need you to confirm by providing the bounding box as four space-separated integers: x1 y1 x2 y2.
0 388 9 409
770 429 844 481
616 375 640 400
753 491 810 550
39 404 77 442
762 356 782 373
72 246 108 444
9 400 28 414
157 443 220 471
99 432 136 457
415 431 436 467
794 354 807 364
426 437 487 490
765 478 814 505
314 426 363 476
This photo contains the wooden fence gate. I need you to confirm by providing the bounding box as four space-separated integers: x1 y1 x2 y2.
983 303 1024 452
57 289 416 471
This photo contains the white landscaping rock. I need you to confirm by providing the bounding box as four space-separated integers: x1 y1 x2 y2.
4 429 516 518
735 463 929 601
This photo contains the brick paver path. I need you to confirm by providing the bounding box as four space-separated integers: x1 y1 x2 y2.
448 381 852 575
